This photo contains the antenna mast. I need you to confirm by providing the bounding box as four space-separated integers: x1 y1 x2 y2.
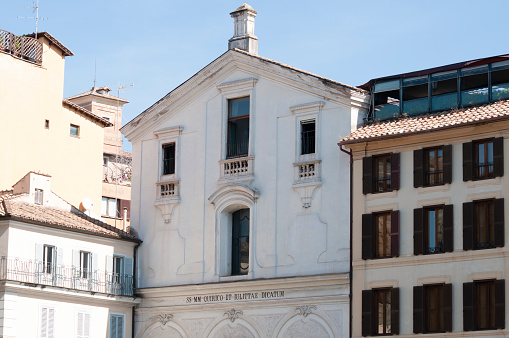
18 0 47 39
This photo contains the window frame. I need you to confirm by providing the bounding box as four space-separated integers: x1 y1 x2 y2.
226 96 250 159
425 284 445 333
300 119 316 155
109 313 125 338
374 212 392 259
475 280 496 330
162 142 176 176
231 208 250 276
474 139 494 180
374 154 392 193
374 288 393 335
43 245 55 274
101 197 119 218
424 147 444 186
474 199 495 250
70 124 80 137
76 310 91 338
35 188 44 205
424 205 444 254
40 305 56 338
79 251 92 279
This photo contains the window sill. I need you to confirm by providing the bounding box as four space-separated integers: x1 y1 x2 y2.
467 176 500 188
366 190 397 201
70 135 80 139
417 184 450 195
219 274 251 282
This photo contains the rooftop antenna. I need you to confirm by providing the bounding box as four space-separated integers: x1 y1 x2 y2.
114 82 133 229
18 0 47 39
93 59 97 88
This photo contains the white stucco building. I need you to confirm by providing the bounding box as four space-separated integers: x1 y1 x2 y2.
0 172 140 337
122 4 369 337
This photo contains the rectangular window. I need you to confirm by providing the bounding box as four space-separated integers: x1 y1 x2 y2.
475 200 495 249
425 147 443 186
476 281 495 330
461 66 489 106
103 156 109 167
491 60 509 101
300 120 315 155
431 71 458 111
402 76 429 116
79 251 91 279
35 188 44 205
109 314 124 338
70 124 80 137
231 208 250 276
43 245 55 274
374 212 391 258
425 206 444 254
101 197 118 218
374 155 391 192
113 256 123 282
373 80 401 120
374 289 392 335
227 97 250 158
45 119 50 129
41 307 55 338
474 140 494 179
77 312 91 338
162 143 176 175
426 285 445 333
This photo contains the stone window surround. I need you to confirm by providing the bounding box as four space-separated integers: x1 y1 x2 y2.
153 125 183 181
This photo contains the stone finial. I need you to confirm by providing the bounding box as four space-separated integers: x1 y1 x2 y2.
228 4 258 55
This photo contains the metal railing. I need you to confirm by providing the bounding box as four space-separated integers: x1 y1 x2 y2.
0 256 134 296
0 29 43 64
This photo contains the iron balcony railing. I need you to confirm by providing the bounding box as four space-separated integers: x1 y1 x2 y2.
0 29 43 64
0 256 134 296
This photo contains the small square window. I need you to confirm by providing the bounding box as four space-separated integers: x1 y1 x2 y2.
44 119 50 129
35 189 43 205
70 124 80 137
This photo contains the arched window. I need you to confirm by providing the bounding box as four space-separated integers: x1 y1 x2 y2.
231 208 249 275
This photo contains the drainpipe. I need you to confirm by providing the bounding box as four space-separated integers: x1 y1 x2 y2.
339 144 353 338
132 242 141 337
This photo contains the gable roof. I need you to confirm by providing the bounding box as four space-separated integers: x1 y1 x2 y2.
62 99 113 127
339 99 509 145
122 49 367 140
66 86 129 104
0 193 139 242
25 32 74 57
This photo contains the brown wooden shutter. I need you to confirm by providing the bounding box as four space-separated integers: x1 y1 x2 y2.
391 287 400 335
413 285 425 334
414 208 424 255
443 145 453 184
362 290 373 336
363 157 373 194
444 283 453 332
414 149 424 188
362 213 374 260
494 279 505 329
443 204 454 253
494 198 505 248
119 199 131 221
391 153 400 190
391 210 400 257
463 202 474 251
463 282 475 331
493 137 504 178
463 142 473 181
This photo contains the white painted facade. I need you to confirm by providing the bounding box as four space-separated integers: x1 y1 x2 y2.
123 5 369 337
0 173 139 337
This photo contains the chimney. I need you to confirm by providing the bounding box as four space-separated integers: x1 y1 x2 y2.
228 4 258 55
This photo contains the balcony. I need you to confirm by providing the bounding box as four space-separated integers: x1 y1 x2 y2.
219 156 254 183
0 29 43 65
293 160 321 184
0 256 134 296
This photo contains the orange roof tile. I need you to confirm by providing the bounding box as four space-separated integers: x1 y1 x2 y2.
339 100 509 145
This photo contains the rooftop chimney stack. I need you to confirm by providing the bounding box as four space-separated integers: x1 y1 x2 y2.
228 4 258 55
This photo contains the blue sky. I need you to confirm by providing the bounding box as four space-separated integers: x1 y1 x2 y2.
2 1 508 151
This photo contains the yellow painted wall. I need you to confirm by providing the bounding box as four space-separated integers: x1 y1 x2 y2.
0 36 104 214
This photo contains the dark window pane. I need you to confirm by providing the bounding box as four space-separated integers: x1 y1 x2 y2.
461 70 489 106
374 155 391 192
232 208 250 275
375 213 391 258
374 289 392 334
227 97 250 158
425 148 444 186
426 285 444 332
374 89 400 120
476 281 496 330
474 140 494 179
301 120 315 155
475 200 495 249
228 97 250 118
162 143 176 175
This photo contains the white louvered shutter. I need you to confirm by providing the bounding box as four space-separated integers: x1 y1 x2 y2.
41 307 48 338
47 308 55 338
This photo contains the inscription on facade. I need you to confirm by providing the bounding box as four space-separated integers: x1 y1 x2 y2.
185 290 285 303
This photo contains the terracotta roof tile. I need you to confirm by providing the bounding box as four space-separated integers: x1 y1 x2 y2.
62 99 113 127
339 100 509 145
0 194 139 242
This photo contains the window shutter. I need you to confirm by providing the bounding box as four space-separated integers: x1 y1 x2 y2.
73 250 80 270
462 202 474 251
494 279 505 329
110 315 117 338
92 252 99 274
391 210 400 257
443 204 454 253
35 243 43 262
493 137 504 177
47 308 55 338
444 283 453 332
363 157 373 194
124 257 134 276
463 282 474 331
362 290 373 336
117 315 124 338
413 149 424 188
77 312 84 338
463 142 473 181
391 287 400 335
106 256 113 275
494 198 505 248
443 144 453 184
57 246 64 266
413 286 424 334
41 307 48 338
391 153 400 190
414 208 424 255
362 214 374 260
84 313 91 338
35 243 43 283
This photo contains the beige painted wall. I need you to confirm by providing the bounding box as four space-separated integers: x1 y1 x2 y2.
0 36 104 214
